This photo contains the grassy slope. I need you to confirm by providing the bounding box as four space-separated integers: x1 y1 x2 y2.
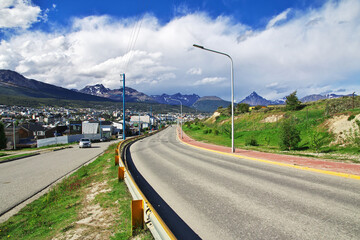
0 143 153 239
184 97 360 162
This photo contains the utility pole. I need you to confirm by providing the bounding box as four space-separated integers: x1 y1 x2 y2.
120 74 126 140
150 106 152 132
13 120 16 150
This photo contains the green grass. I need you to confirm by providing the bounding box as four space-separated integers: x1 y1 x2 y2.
0 143 153 239
0 153 38 162
184 101 360 162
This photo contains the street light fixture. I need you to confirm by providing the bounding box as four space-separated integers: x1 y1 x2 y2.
170 98 183 139
193 44 235 153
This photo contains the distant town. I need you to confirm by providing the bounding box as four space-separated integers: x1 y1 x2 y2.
0 104 207 149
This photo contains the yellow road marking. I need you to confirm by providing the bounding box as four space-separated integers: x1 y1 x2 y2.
178 133 360 180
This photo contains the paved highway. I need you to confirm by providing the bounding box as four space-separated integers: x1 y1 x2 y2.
130 127 360 240
0 141 114 219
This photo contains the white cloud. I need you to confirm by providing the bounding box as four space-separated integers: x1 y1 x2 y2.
0 0 41 29
194 77 226 86
187 67 202 75
0 0 360 100
266 8 292 29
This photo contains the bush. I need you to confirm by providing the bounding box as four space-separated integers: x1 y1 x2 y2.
236 103 250 114
254 105 263 110
279 118 301 150
310 131 327 153
214 129 219 135
245 137 258 146
203 129 212 134
348 115 355 121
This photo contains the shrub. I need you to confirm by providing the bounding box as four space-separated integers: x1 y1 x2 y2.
245 137 258 146
254 105 263 110
279 118 301 150
310 131 327 153
236 103 250 114
348 115 355 121
214 129 219 135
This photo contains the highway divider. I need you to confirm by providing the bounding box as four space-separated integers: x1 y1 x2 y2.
115 130 176 240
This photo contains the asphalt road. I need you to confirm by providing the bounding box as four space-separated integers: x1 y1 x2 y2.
0 141 114 218
130 127 360 240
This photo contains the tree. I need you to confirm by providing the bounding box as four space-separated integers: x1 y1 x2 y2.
236 103 250 114
285 91 301 111
279 118 301 150
254 105 263 110
226 104 234 116
0 122 6 149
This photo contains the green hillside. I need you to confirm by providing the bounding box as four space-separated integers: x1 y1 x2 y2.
0 94 197 113
192 99 231 112
184 96 360 162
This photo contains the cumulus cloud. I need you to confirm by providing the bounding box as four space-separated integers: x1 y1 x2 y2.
194 77 226 86
0 0 359 100
0 0 42 29
187 67 202 75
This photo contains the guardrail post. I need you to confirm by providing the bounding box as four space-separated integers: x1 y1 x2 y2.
131 199 144 234
118 166 125 181
115 155 119 165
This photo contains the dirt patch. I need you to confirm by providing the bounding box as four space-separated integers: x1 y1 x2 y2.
206 111 221 123
260 114 284 123
53 178 115 240
325 114 360 144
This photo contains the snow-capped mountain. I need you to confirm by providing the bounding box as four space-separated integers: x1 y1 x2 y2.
80 84 110 96
271 97 286 105
151 93 200 107
300 93 356 102
79 84 156 103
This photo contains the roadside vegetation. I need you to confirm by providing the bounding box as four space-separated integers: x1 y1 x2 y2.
183 93 360 163
0 143 153 239
0 143 76 162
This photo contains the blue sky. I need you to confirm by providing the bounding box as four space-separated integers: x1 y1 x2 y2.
30 0 328 31
0 0 359 101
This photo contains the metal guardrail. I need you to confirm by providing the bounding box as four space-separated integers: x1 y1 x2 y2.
116 130 176 240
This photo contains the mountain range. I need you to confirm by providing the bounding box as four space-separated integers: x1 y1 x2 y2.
78 84 156 102
0 69 355 112
0 70 111 102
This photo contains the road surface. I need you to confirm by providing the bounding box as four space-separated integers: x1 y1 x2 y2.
129 127 360 240
0 141 114 219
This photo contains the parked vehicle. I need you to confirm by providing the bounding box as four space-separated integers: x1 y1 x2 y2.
100 137 109 142
79 138 91 148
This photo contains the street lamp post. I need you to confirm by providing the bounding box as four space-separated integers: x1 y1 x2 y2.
193 44 235 153
170 98 183 139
